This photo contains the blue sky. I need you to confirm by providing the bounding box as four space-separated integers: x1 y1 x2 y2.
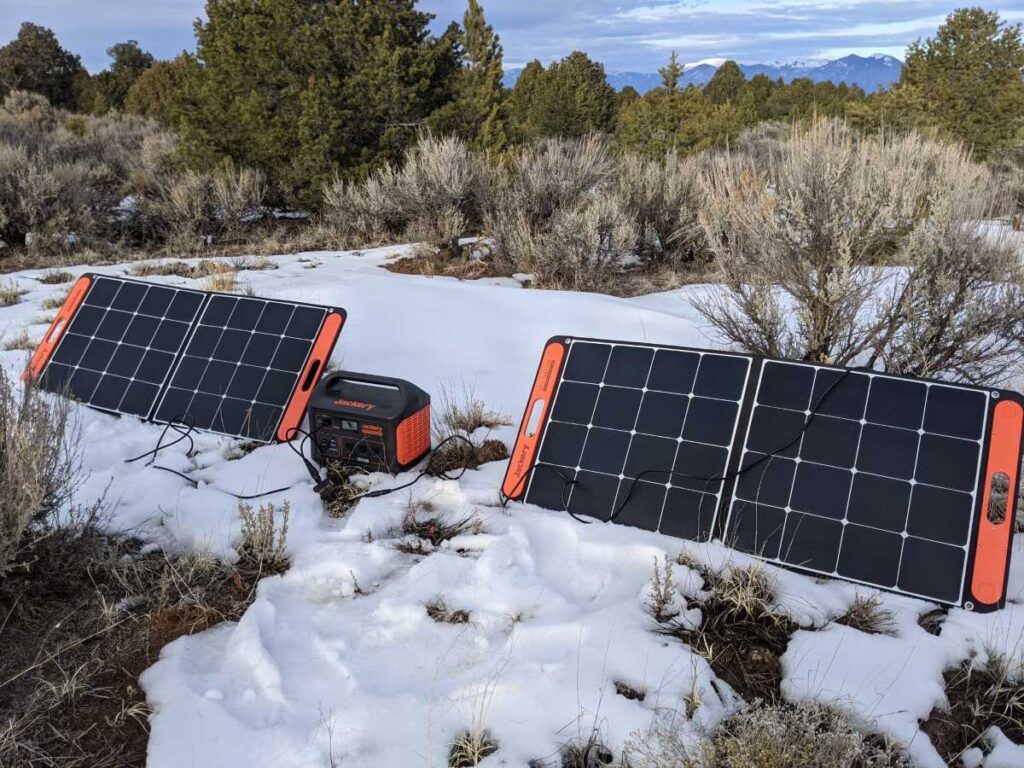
2 0 1024 72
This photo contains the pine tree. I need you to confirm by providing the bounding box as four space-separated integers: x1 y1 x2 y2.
91 40 156 113
897 8 1024 158
181 0 460 206
0 22 86 109
704 60 745 104
457 0 508 154
659 51 683 92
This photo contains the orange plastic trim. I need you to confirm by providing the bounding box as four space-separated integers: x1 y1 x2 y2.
970 399 1024 606
276 311 344 442
501 340 566 499
397 404 431 466
23 275 92 382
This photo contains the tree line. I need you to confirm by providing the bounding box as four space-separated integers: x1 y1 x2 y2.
1 2 1022 207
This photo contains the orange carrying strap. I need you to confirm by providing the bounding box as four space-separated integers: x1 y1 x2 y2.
501 340 566 499
24 275 92 382
276 311 345 442
970 398 1024 607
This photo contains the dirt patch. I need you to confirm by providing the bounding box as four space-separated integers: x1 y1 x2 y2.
921 655 1024 764
0 529 261 767
384 252 511 281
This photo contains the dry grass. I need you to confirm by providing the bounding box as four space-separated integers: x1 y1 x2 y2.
40 286 72 310
3 330 38 351
0 371 80 575
448 729 499 767
394 499 482 555
429 381 511 474
35 270 73 284
625 701 907 767
235 501 290 578
0 280 23 306
835 594 897 635
646 554 679 623
922 651 1024 764
667 563 797 703
201 268 238 294
0 529 266 767
126 259 195 278
425 596 471 624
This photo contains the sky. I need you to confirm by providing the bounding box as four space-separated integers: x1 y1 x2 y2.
2 0 1024 73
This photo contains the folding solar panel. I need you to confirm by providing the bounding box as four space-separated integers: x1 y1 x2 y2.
504 336 1024 611
25 274 345 443
503 337 754 542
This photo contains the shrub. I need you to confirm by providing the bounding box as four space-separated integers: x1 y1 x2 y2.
487 135 614 273
614 151 707 268
138 163 266 253
235 501 289 577
323 134 492 254
0 90 174 255
625 701 907 767
696 118 1024 384
0 370 81 575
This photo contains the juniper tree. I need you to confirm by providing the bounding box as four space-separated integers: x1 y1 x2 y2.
897 7 1024 159
180 0 460 206
0 23 86 110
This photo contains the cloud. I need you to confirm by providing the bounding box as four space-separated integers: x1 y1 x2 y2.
2 0 1023 73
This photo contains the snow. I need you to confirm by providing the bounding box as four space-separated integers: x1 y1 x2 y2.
2 245 1023 766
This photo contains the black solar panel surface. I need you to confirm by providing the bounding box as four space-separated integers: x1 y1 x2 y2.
39 275 336 443
524 339 752 540
42 276 205 418
725 361 990 605
154 294 327 441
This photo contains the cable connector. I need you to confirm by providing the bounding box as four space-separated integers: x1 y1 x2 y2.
314 478 337 502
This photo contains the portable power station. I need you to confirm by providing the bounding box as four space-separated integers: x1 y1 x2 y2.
307 371 431 473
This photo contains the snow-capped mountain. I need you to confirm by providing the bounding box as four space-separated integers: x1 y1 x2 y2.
503 54 903 93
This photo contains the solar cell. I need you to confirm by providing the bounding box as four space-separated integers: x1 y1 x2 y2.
503 337 1024 611
26 274 345 443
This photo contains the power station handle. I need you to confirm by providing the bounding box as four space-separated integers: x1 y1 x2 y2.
325 372 411 398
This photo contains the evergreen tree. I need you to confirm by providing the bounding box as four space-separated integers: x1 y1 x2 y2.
659 51 683 92
617 85 735 158
897 7 1024 158
91 40 156 113
0 22 86 109
181 0 460 206
456 0 508 153
125 54 198 126
508 59 546 140
704 60 745 104
510 51 615 139
741 73 777 120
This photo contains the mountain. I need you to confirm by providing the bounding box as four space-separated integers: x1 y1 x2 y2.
503 54 903 93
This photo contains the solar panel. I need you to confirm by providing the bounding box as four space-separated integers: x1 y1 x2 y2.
26 274 345 443
503 337 753 542
504 336 1024 611
724 361 1010 609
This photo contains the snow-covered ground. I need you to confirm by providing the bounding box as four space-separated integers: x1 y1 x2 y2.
2 246 1024 767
